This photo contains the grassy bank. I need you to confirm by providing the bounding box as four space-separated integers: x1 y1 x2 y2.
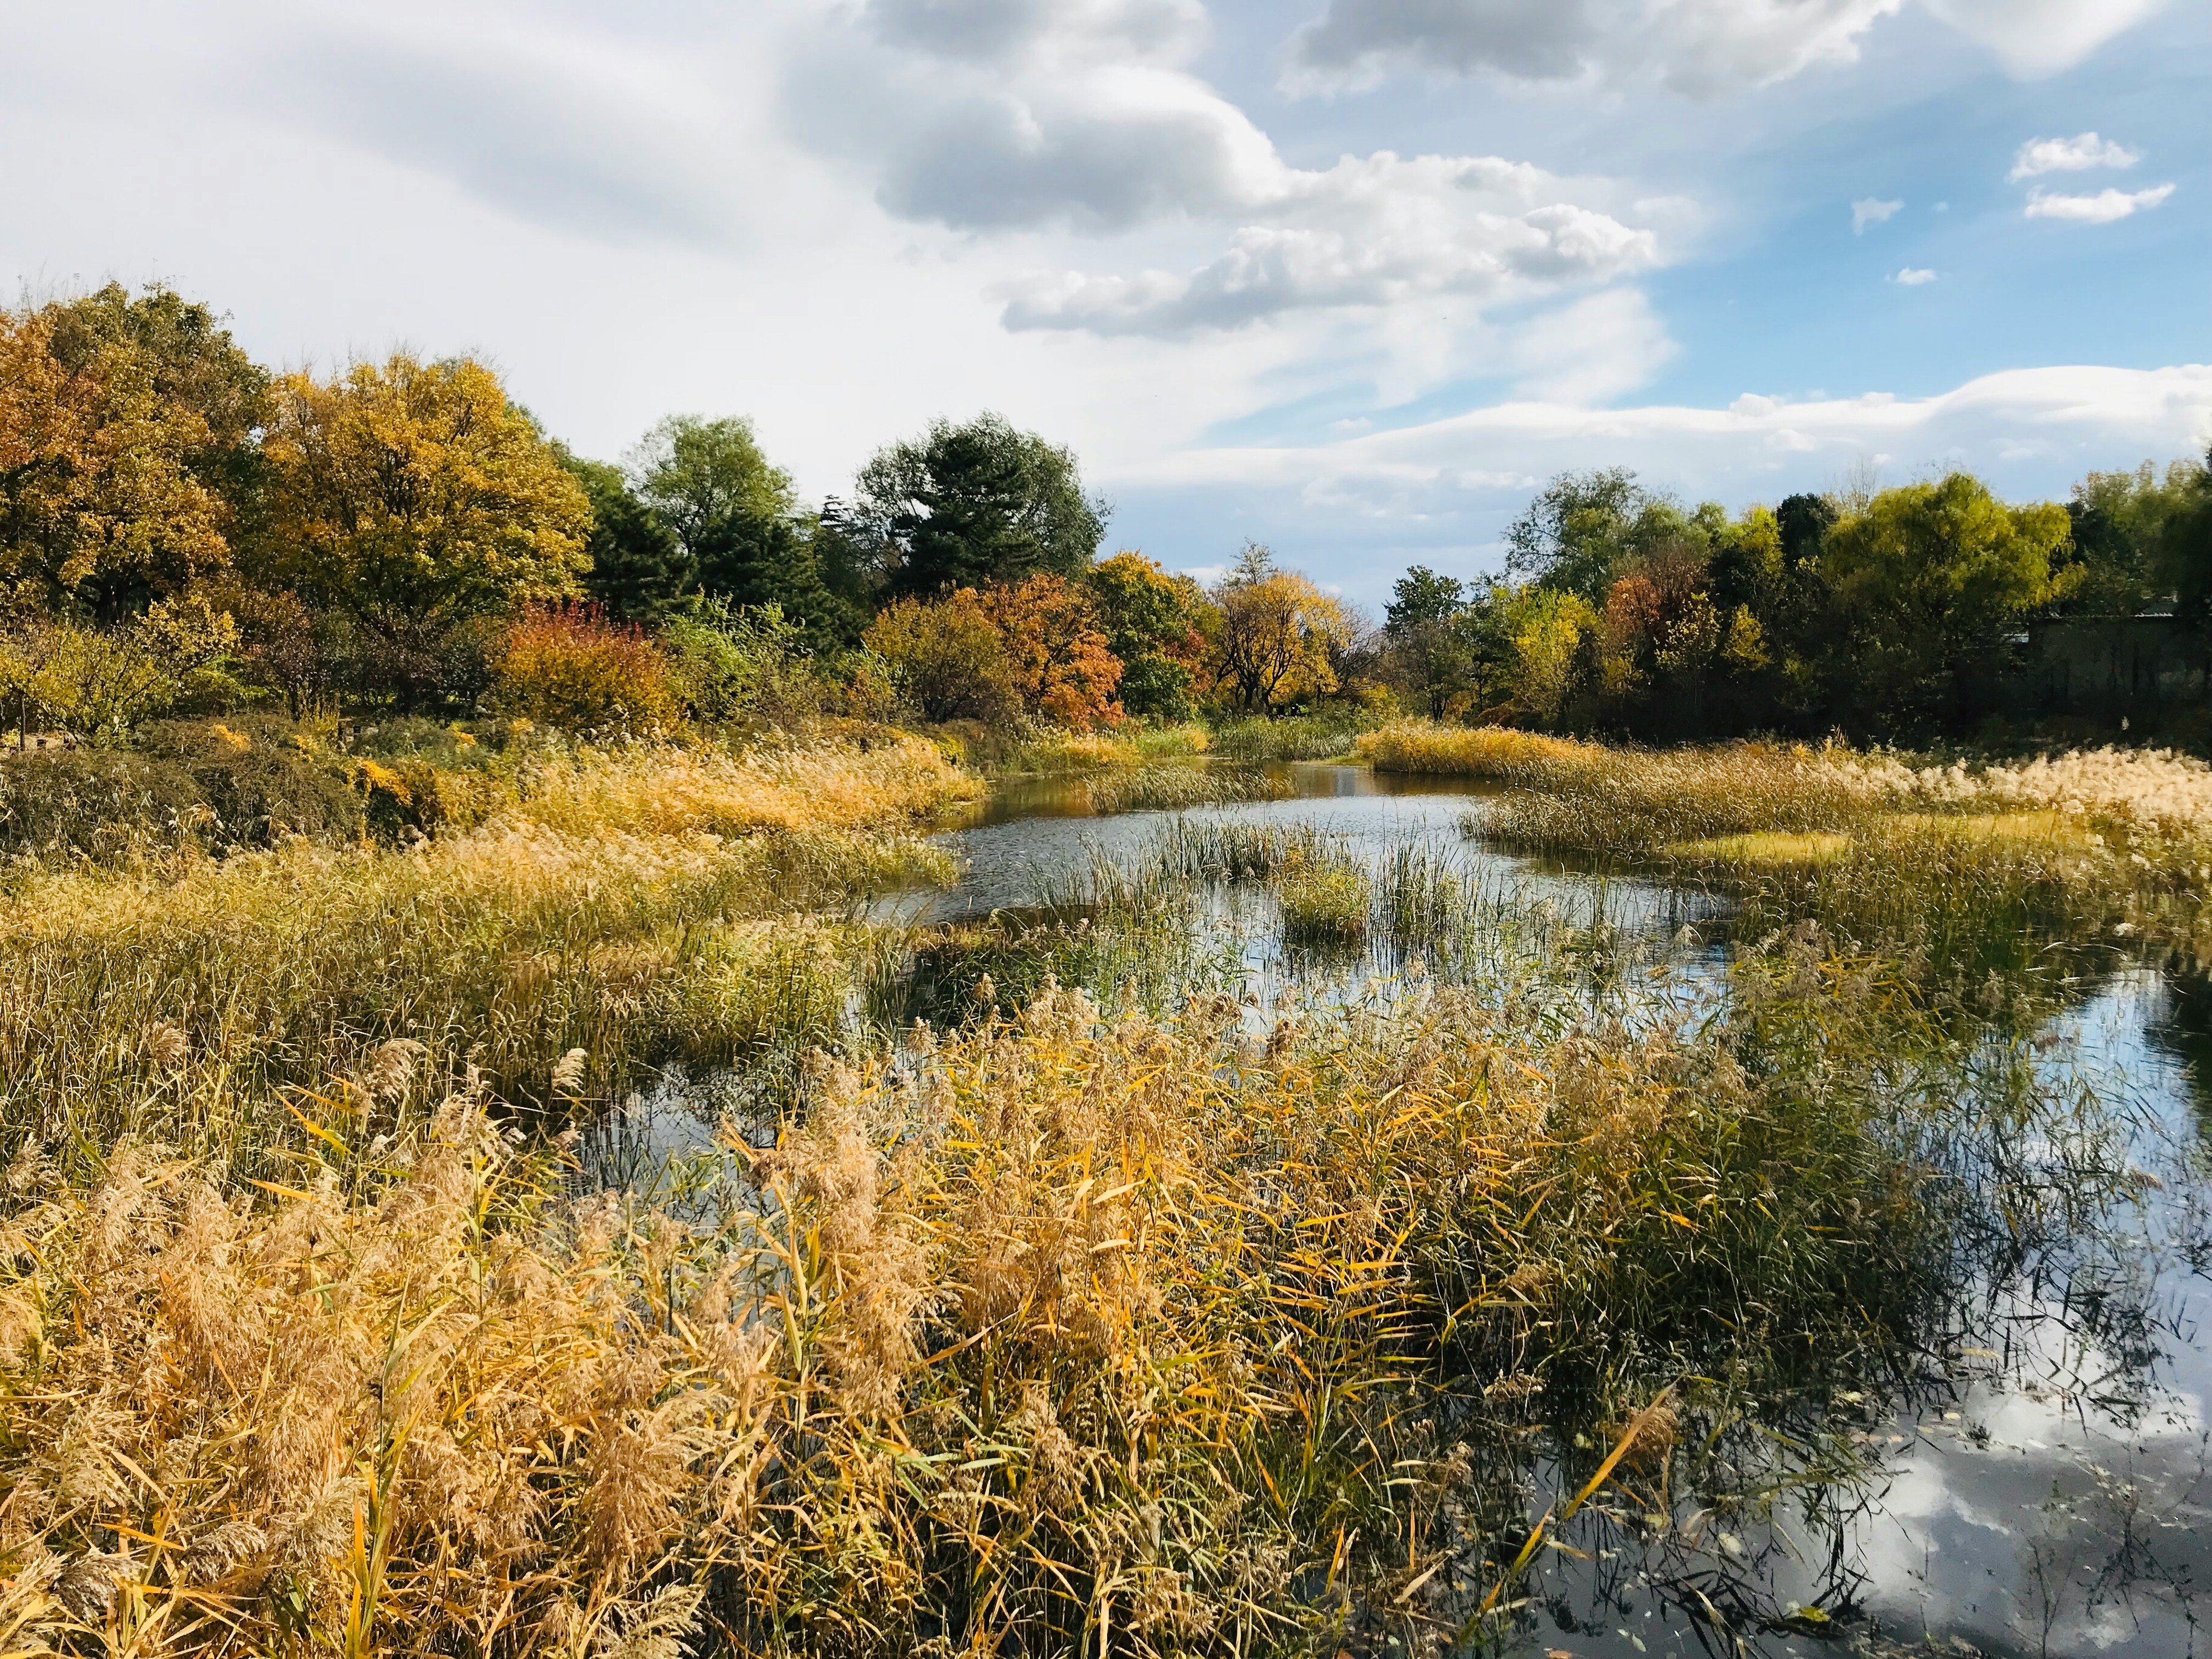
0 738 975 1187
1361 721 2212 965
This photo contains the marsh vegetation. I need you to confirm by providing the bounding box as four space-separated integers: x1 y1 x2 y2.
6 729 2211 1659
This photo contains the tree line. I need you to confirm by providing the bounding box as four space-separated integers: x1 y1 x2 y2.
1385 457 2212 741
4 282 2207 745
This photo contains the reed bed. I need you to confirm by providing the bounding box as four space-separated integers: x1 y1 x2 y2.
994 725 1213 776
1274 845 1372 946
504 734 978 839
1 946 1985 1657
1211 712 1379 763
1365 723 2209 962
1079 760 1288 816
0 743 971 1184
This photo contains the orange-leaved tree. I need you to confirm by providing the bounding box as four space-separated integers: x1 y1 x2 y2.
864 576 1124 729
0 288 258 616
993 572 1122 730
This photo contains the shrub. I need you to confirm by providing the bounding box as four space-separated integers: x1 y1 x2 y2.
490 602 676 733
864 578 1124 730
661 599 825 727
864 588 1018 723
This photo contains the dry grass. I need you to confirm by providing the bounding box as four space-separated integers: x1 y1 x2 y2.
505 735 978 838
0 742 971 1183
1 952 1956 1656
1365 722 2210 962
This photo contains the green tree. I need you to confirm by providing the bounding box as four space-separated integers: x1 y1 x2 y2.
1820 473 2071 730
2154 451 2212 643
559 451 694 621
628 415 853 637
2063 459 2200 618
1383 566 1471 719
855 414 1107 596
252 353 591 706
1504 468 1685 602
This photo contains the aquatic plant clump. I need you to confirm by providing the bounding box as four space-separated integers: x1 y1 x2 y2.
0 958 1962 1657
1275 845 1374 944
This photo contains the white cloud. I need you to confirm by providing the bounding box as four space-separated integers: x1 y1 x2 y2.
864 0 1205 64
2024 184 2176 224
1893 267 1937 285
1923 0 2170 77
1131 364 2212 517
998 155 1664 335
2009 131 2142 181
1851 196 1903 233
1505 288 1678 404
1282 0 2165 95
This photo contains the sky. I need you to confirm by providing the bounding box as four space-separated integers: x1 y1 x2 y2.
3 0 2208 604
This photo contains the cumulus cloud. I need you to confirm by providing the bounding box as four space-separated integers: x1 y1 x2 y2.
1283 0 1602 88
2010 131 2142 181
2024 184 2175 224
1893 267 1936 284
853 67 1284 231
1851 196 1903 233
999 154 1662 335
1285 0 1908 95
1282 0 2163 95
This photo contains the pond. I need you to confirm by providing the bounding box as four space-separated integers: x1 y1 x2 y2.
620 761 2212 1658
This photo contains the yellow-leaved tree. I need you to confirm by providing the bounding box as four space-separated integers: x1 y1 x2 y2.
253 353 591 705
1207 542 1353 713
0 288 258 616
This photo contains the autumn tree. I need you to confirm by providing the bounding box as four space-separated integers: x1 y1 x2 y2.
1208 544 1352 714
864 588 1017 723
0 285 264 617
864 575 1123 729
1087 551 1208 719
854 414 1107 596
993 573 1122 730
252 353 591 705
